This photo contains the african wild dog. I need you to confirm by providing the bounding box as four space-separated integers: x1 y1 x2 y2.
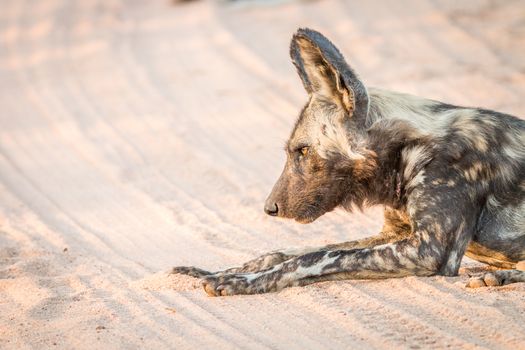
173 28 525 296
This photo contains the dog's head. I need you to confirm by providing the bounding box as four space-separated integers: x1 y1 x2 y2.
264 28 376 223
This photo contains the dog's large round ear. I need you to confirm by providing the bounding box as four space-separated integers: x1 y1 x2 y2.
290 28 369 124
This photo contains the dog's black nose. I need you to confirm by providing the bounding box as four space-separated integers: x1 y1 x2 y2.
264 202 278 216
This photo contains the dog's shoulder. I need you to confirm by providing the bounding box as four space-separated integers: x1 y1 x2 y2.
367 89 524 204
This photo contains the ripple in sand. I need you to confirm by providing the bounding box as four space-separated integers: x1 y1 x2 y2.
131 271 202 292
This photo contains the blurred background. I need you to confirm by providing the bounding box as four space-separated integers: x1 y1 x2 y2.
0 1 524 348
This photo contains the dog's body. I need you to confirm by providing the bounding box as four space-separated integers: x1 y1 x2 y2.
174 28 525 296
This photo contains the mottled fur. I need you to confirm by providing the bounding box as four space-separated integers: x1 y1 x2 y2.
173 28 525 296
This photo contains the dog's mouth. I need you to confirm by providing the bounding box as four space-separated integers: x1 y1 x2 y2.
293 198 340 224
274 201 328 224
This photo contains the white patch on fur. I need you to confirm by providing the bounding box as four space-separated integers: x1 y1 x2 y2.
244 272 261 283
368 89 483 140
293 254 338 278
406 169 426 190
369 89 453 134
446 250 459 270
502 129 524 161
503 145 521 159
276 253 338 289
402 146 430 181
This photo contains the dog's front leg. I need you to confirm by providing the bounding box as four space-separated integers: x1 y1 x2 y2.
223 234 401 273
172 233 402 278
173 208 410 278
202 236 446 296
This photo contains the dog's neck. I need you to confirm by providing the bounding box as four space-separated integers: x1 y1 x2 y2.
355 89 442 210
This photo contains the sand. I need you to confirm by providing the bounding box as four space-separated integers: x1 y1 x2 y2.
1 0 524 348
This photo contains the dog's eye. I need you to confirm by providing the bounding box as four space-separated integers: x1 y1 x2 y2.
299 146 309 157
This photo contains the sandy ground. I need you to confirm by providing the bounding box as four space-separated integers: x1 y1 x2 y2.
1 0 524 349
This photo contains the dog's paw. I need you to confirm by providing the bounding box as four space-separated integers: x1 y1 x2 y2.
202 273 259 296
171 266 213 278
466 272 499 288
465 270 525 288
